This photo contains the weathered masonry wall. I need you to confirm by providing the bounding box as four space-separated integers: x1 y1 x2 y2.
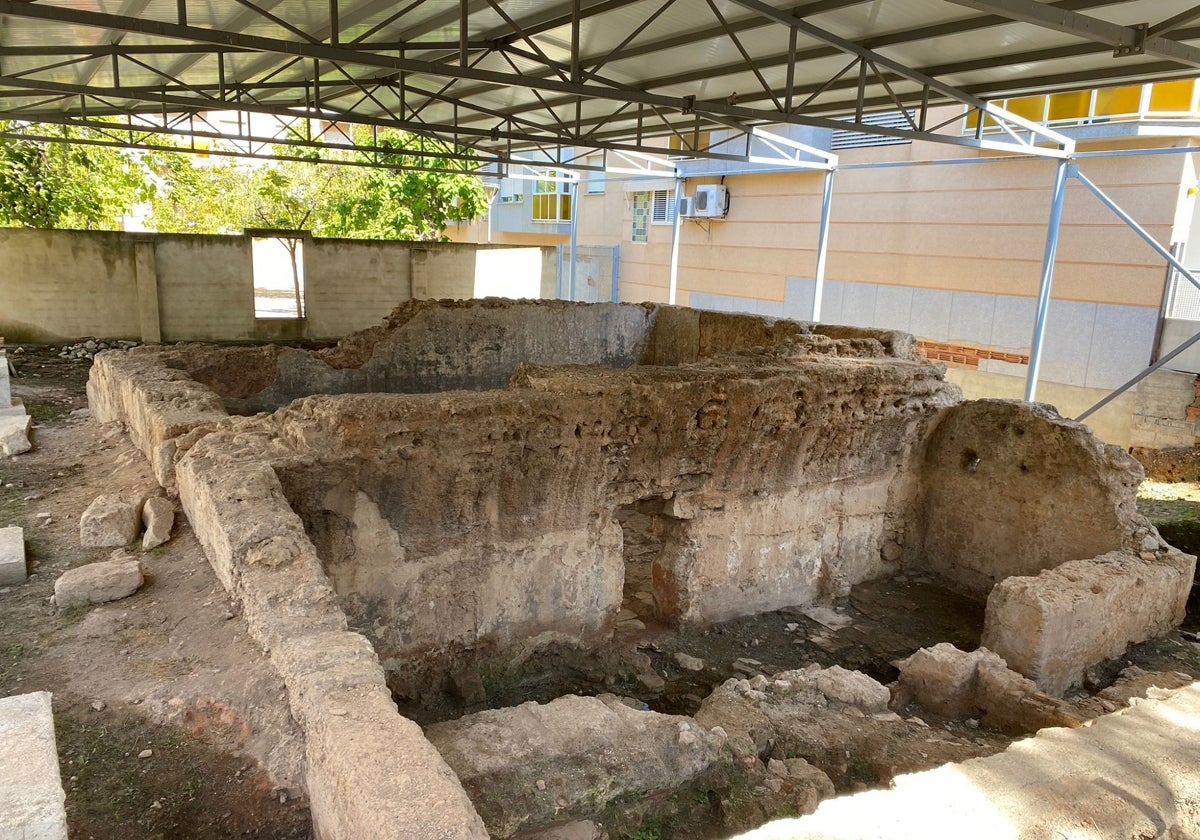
0 228 557 344
86 300 1195 839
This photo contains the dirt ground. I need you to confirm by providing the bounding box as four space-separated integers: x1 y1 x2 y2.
4 343 1200 840
1 345 311 840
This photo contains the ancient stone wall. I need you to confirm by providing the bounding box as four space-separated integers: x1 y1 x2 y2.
917 400 1144 596
85 298 1197 837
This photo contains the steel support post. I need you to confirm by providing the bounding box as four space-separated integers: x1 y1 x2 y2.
1025 158 1072 402
812 167 835 321
667 177 684 305
568 180 580 301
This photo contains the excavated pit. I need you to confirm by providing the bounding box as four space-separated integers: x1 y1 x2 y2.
86 298 1197 839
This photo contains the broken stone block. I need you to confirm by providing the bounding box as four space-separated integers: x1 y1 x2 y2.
0 691 68 840
0 526 26 585
0 414 31 457
675 652 705 671
425 694 724 838
896 643 1083 734
516 820 608 840
896 643 986 719
141 496 174 550
983 550 1196 695
813 665 890 714
54 556 143 611
79 493 145 547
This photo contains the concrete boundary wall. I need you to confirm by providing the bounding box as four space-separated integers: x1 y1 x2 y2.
0 228 558 344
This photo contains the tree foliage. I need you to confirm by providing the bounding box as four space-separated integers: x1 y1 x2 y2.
328 130 490 241
147 129 488 242
0 122 151 230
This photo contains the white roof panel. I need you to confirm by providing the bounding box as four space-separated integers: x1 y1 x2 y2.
0 0 1197 161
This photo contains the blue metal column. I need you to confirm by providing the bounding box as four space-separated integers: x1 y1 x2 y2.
1025 159 1073 402
568 180 580 301
812 168 835 321
667 178 684 305
610 244 620 302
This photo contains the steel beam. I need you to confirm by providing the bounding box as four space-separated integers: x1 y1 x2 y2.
667 178 684 306
812 168 835 321
943 0 1200 68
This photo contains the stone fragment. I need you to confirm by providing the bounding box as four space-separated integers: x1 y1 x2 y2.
0 414 31 456
0 526 27 585
895 643 984 719
0 348 10 408
674 652 705 671
637 672 666 692
140 497 174 550
80 493 145 547
0 691 68 840
517 820 608 840
450 665 488 705
896 643 1084 734
425 694 724 838
54 557 143 611
813 665 890 713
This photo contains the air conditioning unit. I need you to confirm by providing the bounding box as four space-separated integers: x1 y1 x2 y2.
692 184 728 218
677 196 696 217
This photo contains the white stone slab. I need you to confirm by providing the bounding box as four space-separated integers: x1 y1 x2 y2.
0 397 25 418
0 349 10 408
0 414 31 457
0 692 68 840
0 526 26 585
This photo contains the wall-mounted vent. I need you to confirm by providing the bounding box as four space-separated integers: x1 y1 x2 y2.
830 111 914 150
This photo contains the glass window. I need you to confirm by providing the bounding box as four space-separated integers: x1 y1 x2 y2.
631 192 650 242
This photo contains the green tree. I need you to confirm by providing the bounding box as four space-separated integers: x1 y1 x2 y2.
328 129 489 241
144 153 250 235
146 131 489 311
0 122 151 230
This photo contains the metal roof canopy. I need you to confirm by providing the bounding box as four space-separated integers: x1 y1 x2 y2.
1 0 1200 170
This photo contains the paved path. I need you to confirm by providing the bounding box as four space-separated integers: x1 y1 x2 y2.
734 682 1200 840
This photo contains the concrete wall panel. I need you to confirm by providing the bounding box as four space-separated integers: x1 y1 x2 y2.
0 229 141 343
155 236 254 341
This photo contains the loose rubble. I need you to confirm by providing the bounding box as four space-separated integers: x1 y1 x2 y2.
425 694 725 838
55 338 140 362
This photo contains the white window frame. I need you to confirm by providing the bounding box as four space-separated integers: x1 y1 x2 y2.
585 154 605 195
497 178 524 204
650 189 675 225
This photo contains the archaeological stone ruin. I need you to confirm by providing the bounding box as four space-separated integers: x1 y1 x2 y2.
83 298 1196 838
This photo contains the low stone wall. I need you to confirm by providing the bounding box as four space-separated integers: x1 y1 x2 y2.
918 400 1144 596
174 440 489 840
983 550 1196 695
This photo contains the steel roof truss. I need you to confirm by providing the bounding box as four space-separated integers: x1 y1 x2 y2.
943 0 1200 67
